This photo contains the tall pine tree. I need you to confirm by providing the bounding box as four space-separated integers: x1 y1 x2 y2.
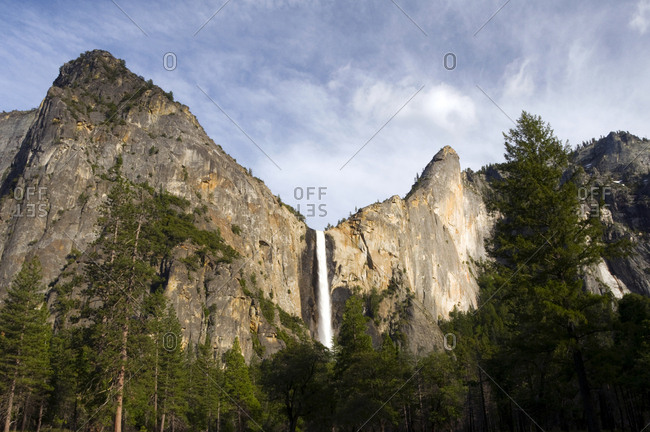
0 258 52 432
479 112 621 432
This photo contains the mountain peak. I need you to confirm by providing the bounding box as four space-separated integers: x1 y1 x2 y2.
405 145 460 199
53 50 132 89
575 131 649 176
420 145 459 180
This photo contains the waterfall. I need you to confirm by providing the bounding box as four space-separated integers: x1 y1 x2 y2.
316 230 333 349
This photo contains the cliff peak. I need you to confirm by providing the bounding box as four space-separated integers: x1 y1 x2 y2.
405 145 460 199
53 50 133 89
574 131 650 176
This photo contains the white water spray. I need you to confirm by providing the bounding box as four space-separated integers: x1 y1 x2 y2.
316 230 333 349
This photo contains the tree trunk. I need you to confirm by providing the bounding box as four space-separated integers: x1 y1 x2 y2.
573 348 599 432
3 369 18 432
478 367 489 432
20 395 29 432
417 380 424 432
160 413 165 432
154 344 158 432
114 215 143 432
114 320 129 432
35 402 44 432
216 400 220 432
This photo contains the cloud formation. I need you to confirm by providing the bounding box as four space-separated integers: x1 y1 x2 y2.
0 0 649 229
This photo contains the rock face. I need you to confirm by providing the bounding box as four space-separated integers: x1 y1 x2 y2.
573 132 650 296
0 50 317 360
325 146 492 354
0 51 648 361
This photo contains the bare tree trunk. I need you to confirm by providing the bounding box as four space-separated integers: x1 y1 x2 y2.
418 379 424 432
216 400 220 432
20 395 29 432
3 368 18 432
154 344 158 432
114 216 143 432
114 320 129 432
160 413 166 432
36 402 44 432
478 367 489 432
573 348 600 432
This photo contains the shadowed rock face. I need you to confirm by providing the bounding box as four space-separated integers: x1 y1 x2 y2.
0 50 648 361
573 132 650 296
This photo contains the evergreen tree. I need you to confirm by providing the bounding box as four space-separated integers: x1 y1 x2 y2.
335 295 373 373
187 336 224 432
414 352 466 431
156 305 187 432
84 178 156 432
260 341 329 432
0 258 52 432
223 337 260 431
334 296 408 430
477 112 623 432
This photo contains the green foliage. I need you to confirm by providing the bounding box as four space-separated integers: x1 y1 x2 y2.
231 224 242 235
258 294 276 324
336 295 373 363
223 337 261 429
278 307 306 339
365 287 385 325
447 112 633 432
187 336 223 431
0 257 52 428
250 330 265 358
261 342 330 432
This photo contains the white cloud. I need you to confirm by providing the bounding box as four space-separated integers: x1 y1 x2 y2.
502 58 535 100
630 0 650 34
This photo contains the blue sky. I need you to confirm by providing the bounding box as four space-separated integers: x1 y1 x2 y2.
1 0 649 229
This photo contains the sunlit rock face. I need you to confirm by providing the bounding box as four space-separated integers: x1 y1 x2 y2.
326 146 492 354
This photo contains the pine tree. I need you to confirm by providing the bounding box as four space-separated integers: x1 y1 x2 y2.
155 304 187 432
187 336 223 432
84 178 156 432
0 258 52 432
478 112 622 432
335 295 373 373
223 337 260 432
333 295 388 430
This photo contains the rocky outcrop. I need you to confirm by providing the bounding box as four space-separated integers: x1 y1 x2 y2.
0 110 37 182
573 132 650 296
325 146 492 354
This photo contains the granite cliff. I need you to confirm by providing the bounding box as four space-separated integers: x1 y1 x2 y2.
0 50 648 361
